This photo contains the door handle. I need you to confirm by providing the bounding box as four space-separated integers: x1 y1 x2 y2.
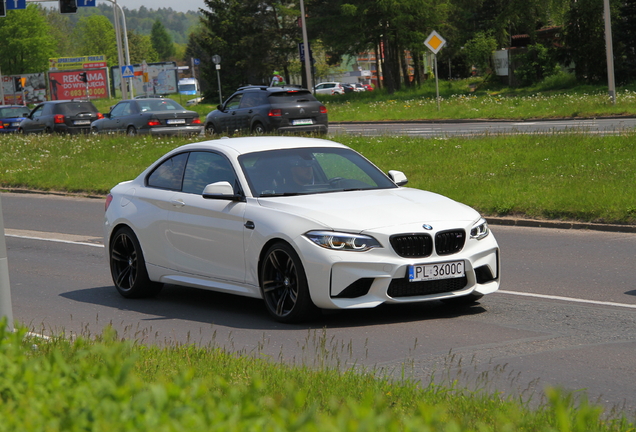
171 199 185 208
244 221 255 230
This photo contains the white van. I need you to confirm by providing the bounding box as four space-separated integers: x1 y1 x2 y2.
178 78 200 95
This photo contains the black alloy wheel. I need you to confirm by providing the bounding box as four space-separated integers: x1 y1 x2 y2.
109 227 162 298
260 242 318 323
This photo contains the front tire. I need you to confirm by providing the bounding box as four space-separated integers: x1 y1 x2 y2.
260 242 319 323
109 226 162 298
204 122 217 136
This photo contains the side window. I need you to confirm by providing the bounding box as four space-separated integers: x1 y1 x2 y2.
30 106 44 119
182 152 237 195
224 94 243 110
110 103 127 118
147 153 189 190
240 92 262 108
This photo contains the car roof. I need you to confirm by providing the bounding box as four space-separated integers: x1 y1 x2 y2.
236 85 308 93
170 136 348 157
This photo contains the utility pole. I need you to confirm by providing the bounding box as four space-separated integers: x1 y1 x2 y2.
604 0 616 104
299 0 312 92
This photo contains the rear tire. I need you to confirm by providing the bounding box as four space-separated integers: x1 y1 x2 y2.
126 126 137 136
109 226 163 298
252 122 266 135
260 242 319 323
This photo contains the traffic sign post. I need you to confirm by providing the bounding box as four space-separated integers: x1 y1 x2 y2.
424 30 447 112
212 55 222 105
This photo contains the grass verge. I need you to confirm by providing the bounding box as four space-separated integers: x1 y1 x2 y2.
1 323 633 431
1 132 634 224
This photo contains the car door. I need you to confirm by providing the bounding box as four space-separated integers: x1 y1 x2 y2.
21 104 46 133
167 151 248 285
104 102 131 133
217 93 244 133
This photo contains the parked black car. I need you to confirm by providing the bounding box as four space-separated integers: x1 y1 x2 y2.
18 100 103 134
91 98 203 136
204 86 328 135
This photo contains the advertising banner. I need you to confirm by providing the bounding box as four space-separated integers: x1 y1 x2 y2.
2 73 47 105
49 55 107 71
48 69 109 100
111 61 178 96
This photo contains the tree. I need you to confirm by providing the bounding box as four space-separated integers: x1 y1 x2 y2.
462 31 497 75
197 0 278 99
43 9 76 57
127 30 159 64
561 0 608 83
0 5 57 75
73 15 118 65
151 19 176 60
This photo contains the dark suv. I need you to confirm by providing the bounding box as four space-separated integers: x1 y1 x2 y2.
204 86 328 135
19 100 103 134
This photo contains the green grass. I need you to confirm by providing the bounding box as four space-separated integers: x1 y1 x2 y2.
1 132 635 224
1 323 633 431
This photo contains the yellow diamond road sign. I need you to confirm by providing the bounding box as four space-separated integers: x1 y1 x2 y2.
424 30 446 55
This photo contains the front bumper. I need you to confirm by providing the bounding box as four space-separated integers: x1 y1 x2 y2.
295 230 500 310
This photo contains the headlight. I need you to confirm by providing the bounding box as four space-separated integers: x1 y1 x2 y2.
304 231 382 252
470 218 490 240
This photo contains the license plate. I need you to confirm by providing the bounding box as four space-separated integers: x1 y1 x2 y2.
167 119 186 124
11 122 20 127
292 119 313 125
408 260 465 282
74 120 91 125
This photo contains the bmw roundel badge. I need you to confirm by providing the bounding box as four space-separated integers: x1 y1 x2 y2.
422 224 433 230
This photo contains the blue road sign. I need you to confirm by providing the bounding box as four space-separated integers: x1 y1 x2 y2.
121 65 135 78
193 58 201 66
77 0 96 6
6 0 27 10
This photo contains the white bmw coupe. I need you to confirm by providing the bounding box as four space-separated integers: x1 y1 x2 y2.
105 136 500 322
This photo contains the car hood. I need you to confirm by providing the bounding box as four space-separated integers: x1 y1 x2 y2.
256 187 479 232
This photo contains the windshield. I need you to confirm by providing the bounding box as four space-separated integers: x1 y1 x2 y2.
0 107 30 118
239 147 397 197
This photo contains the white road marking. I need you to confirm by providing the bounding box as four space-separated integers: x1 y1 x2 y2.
498 289 636 309
4 229 104 248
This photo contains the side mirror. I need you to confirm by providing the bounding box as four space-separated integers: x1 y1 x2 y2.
202 181 242 201
217 104 224 112
388 170 408 186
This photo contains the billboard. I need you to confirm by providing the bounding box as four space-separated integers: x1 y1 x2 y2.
111 61 178 96
47 69 110 100
49 55 107 71
2 73 47 105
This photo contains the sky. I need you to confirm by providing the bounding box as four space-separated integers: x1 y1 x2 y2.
117 0 205 14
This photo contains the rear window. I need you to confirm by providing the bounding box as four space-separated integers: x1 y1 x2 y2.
56 102 97 115
268 91 317 102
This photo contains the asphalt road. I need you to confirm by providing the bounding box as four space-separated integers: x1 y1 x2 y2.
330 117 636 137
1 192 635 415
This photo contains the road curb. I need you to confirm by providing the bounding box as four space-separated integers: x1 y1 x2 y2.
486 217 636 233
329 115 636 126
